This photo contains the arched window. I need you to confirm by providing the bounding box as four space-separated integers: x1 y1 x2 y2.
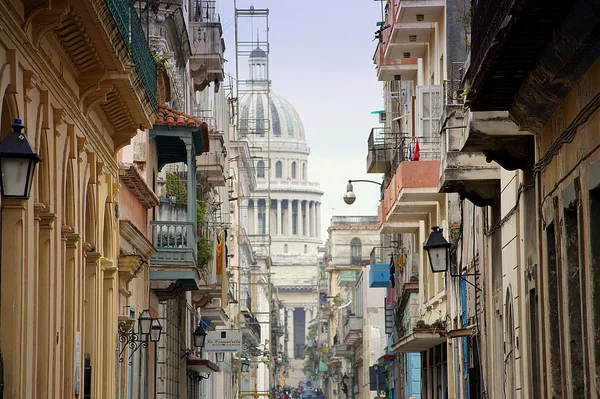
275 161 282 178
257 161 265 178
291 162 297 179
350 238 362 265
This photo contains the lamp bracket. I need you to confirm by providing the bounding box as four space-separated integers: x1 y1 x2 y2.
118 322 148 365
449 273 482 292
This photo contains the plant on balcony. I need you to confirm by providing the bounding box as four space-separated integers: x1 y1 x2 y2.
414 318 446 331
196 200 213 280
165 172 187 203
153 53 172 103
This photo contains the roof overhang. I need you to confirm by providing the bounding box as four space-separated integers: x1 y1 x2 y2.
186 357 220 373
392 330 446 353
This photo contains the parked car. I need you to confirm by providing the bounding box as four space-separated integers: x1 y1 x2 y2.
301 388 317 399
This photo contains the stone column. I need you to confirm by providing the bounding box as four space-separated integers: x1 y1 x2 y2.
287 309 295 359
276 199 281 235
316 202 321 239
287 200 293 236
303 201 308 236
304 308 310 351
184 139 196 227
253 200 259 235
307 201 312 237
265 199 270 236
311 201 316 237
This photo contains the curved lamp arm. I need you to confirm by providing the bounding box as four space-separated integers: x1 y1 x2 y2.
348 179 383 186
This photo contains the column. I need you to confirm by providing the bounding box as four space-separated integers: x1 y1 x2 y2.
304 308 310 350
265 199 270 235
184 140 196 226
253 200 259 235
276 199 281 235
316 202 321 238
310 201 315 237
287 309 295 359
287 200 293 236
303 201 308 237
307 201 312 237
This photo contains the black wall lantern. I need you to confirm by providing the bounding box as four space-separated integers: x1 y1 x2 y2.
0 119 42 200
118 309 162 364
423 226 481 291
423 226 451 273
193 323 207 348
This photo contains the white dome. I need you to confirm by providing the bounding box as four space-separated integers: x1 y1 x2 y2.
239 91 306 141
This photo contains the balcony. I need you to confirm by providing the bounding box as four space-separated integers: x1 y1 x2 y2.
197 132 226 187
378 136 443 229
392 282 446 352
467 0 598 132
331 343 354 360
337 271 357 287
150 221 197 267
189 0 225 91
373 0 443 81
459 111 534 171
343 315 363 346
369 247 391 288
438 104 501 206
367 127 391 173
28 0 157 146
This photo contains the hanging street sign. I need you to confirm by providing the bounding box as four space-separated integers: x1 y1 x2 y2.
204 330 242 352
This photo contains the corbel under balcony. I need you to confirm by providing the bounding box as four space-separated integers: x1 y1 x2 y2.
459 111 534 171
438 106 501 206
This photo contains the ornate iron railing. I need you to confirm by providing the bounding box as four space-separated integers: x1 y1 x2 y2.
107 0 158 109
150 221 197 267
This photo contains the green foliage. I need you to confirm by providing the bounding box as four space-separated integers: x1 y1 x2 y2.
165 172 187 203
196 200 213 269
153 53 170 74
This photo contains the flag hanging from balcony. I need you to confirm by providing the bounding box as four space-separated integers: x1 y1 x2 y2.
413 139 421 161
389 254 396 288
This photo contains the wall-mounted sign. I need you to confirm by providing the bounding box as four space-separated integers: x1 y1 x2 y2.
204 330 242 352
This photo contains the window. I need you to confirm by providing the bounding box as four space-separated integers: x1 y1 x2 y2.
350 238 362 265
257 161 265 178
275 161 282 178
304 244 308 254
291 162 297 179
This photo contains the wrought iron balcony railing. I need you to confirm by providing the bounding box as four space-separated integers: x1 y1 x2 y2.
150 221 197 267
107 0 158 108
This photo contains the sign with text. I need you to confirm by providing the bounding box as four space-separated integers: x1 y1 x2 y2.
204 330 242 352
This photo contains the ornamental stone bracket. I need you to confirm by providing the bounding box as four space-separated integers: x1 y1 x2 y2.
61 225 81 248
118 254 147 284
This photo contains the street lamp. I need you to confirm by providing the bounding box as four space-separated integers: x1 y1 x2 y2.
424 226 481 291
193 323 207 348
149 318 162 342
423 226 451 273
373 364 381 397
118 309 161 364
342 373 349 385
343 179 383 205
138 309 153 335
0 118 42 200
241 359 250 372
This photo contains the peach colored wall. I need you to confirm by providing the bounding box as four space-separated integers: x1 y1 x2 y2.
119 185 148 235
378 160 441 226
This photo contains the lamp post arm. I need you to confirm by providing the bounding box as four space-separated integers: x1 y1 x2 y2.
348 179 383 187
450 273 482 292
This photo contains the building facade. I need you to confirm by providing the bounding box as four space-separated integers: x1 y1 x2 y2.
367 0 600 398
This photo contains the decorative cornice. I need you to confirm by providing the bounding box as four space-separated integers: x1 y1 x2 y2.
85 251 102 265
118 254 147 283
119 163 160 209
119 220 155 260
101 258 117 276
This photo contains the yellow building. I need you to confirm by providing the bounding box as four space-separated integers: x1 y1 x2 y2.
0 1 156 397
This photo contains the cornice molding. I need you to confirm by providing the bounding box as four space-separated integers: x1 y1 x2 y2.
118 254 147 283
119 220 155 260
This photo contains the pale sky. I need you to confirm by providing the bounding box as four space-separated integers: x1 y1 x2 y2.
218 0 384 241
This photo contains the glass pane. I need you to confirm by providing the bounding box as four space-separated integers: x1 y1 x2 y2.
423 92 431 118
1 158 30 197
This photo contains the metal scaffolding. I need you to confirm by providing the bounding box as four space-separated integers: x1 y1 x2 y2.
234 3 274 396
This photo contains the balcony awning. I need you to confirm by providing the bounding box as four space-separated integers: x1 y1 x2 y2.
391 329 446 353
186 357 220 374
151 105 210 169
